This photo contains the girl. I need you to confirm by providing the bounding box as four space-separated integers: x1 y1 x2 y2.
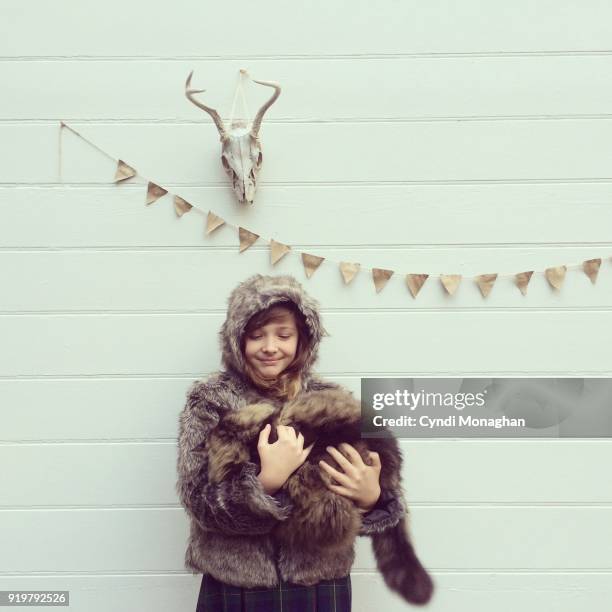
177 274 409 612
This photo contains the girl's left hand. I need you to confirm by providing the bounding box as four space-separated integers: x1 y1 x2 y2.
319 443 382 511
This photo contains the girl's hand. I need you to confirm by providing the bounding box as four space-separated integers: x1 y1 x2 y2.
319 443 382 511
256 424 314 495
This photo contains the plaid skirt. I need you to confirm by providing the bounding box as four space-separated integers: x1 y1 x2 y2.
196 572 352 612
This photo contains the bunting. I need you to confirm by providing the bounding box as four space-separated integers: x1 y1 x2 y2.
405 274 429 298
302 253 325 278
372 268 394 293
58 121 612 299
270 239 291 265
205 211 225 235
146 181 168 206
440 275 462 296
583 258 601 284
475 274 498 298
239 227 260 253
173 195 193 217
339 262 360 285
514 271 534 296
545 265 567 290
114 159 137 183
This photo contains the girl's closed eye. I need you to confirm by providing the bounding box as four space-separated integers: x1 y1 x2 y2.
249 333 293 340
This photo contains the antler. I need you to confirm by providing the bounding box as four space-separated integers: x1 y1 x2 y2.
185 70 227 139
250 79 281 138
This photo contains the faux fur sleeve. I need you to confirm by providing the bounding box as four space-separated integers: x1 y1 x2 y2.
176 377 293 536
358 486 407 536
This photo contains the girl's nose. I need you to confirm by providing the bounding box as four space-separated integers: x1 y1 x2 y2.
263 338 278 352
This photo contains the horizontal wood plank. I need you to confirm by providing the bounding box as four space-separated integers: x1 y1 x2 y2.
4 120 612 184
1 440 611 505
4 55 612 120
1 312 612 375
1 249 611 312
3 1 612 57
0 507 610 572
3 184 612 247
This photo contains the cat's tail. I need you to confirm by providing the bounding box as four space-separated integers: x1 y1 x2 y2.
371 516 434 605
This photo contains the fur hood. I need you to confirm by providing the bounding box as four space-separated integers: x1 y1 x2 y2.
219 273 327 383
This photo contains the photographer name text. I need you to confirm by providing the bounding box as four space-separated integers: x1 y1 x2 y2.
371 414 526 429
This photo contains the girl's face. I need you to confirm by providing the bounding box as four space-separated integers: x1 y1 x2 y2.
244 307 299 380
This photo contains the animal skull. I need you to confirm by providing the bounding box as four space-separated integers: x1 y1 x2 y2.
185 70 281 205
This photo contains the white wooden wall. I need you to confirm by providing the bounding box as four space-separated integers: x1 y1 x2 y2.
2 1 612 610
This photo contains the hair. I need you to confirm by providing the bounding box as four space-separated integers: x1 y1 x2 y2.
240 300 311 401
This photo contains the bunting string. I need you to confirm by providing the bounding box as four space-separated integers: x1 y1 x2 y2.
58 121 612 298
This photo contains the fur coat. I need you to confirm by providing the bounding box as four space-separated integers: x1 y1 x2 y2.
176 274 434 606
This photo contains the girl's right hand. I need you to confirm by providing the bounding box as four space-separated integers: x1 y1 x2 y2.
256 424 315 495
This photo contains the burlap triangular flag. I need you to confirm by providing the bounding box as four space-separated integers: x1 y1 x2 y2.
514 271 534 296
475 273 498 298
173 195 193 217
372 268 394 293
302 253 325 278
440 274 462 295
339 262 360 285
146 181 168 206
239 227 260 253
405 274 428 298
545 265 567 290
583 258 601 284
114 159 137 183
206 211 225 235
270 239 291 265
